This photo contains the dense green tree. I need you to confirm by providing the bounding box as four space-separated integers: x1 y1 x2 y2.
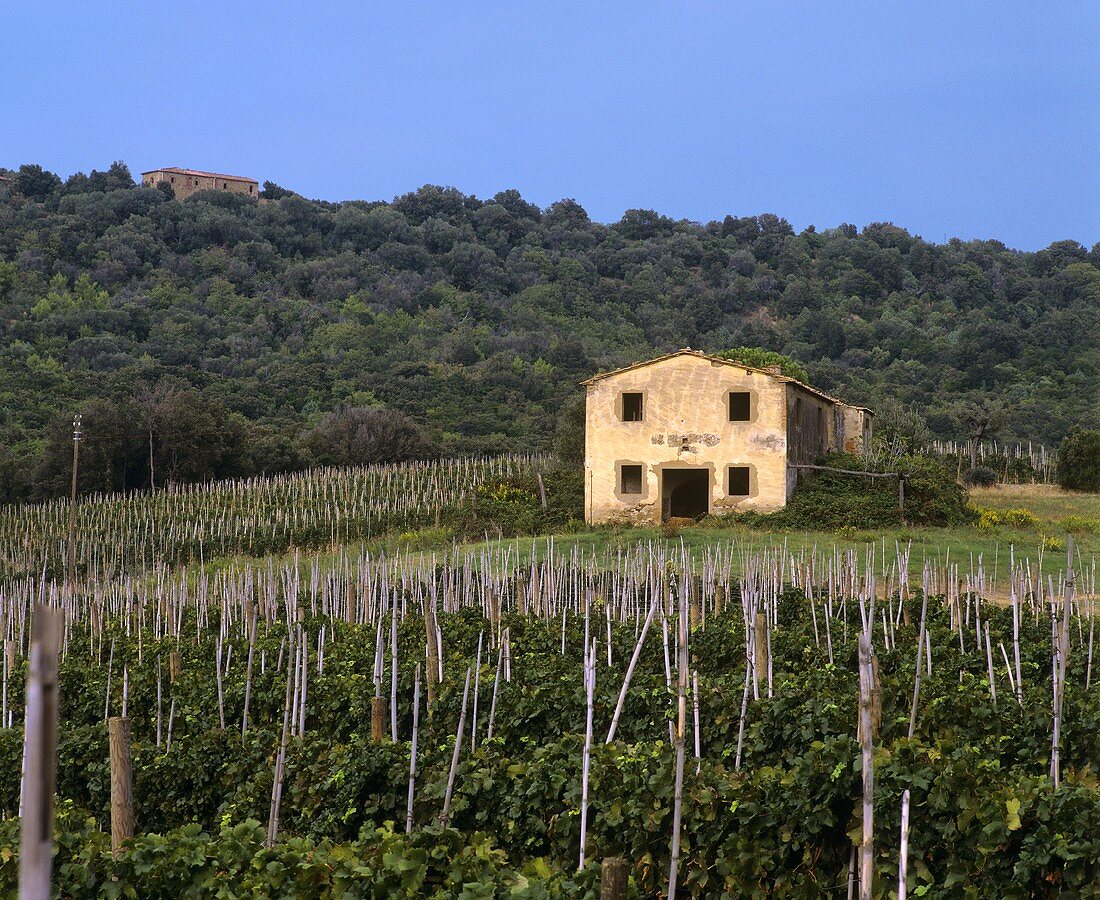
713 347 809 382
0 163 1094 499
872 398 933 452
14 163 61 200
552 394 585 467
302 407 435 467
1057 427 1100 492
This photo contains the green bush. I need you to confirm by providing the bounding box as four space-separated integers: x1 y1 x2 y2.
1061 515 1099 534
963 465 998 486
1057 427 1100 492
745 452 974 530
0 806 592 899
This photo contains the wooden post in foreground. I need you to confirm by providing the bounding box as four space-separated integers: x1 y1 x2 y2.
371 696 387 742
857 634 875 900
19 605 63 900
753 612 767 682
600 857 628 900
108 717 134 855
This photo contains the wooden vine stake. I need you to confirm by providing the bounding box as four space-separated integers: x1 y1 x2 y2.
371 696 387 743
18 604 63 900
108 716 134 855
600 857 628 900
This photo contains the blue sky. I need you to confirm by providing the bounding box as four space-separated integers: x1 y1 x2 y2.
3 1 1097 250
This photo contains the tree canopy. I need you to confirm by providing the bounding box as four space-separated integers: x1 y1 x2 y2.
0 162 1096 500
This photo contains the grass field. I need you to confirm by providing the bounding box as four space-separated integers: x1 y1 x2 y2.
969 483 1100 522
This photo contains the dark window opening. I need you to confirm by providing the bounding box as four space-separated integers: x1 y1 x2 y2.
729 391 751 421
620 464 643 495
621 392 643 422
728 466 750 496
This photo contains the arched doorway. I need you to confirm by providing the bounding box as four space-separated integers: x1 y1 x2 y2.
661 468 710 520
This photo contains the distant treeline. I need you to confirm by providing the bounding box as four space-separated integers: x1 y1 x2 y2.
0 161 1097 502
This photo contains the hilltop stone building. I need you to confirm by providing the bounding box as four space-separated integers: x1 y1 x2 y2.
141 167 258 201
582 350 872 524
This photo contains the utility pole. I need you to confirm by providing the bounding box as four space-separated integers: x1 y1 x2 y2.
66 414 83 591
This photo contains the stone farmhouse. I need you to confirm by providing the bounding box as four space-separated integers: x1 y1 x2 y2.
582 350 872 524
141 167 258 201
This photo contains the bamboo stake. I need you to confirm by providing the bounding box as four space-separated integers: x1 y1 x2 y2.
692 669 701 775
242 611 256 737
898 788 910 900
1051 537 1073 788
734 621 754 771
579 638 595 871
390 591 399 741
667 582 689 898
166 698 176 753
487 629 505 740
155 655 162 747
907 588 929 739
440 666 472 828
406 663 420 833
984 622 997 709
214 636 225 730
266 631 295 848
606 598 656 744
424 595 439 711
471 630 483 753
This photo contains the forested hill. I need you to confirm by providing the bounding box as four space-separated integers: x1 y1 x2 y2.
0 162 1097 500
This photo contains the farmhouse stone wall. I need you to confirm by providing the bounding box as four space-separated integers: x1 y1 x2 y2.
142 168 258 202
583 351 872 525
584 354 791 524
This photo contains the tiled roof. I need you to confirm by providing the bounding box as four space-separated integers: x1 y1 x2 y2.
581 349 871 412
141 167 257 184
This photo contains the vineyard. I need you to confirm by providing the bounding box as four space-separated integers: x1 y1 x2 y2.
1 479 1099 897
0 454 545 580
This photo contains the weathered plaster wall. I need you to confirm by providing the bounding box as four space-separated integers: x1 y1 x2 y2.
784 384 838 498
584 355 790 524
840 405 873 453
